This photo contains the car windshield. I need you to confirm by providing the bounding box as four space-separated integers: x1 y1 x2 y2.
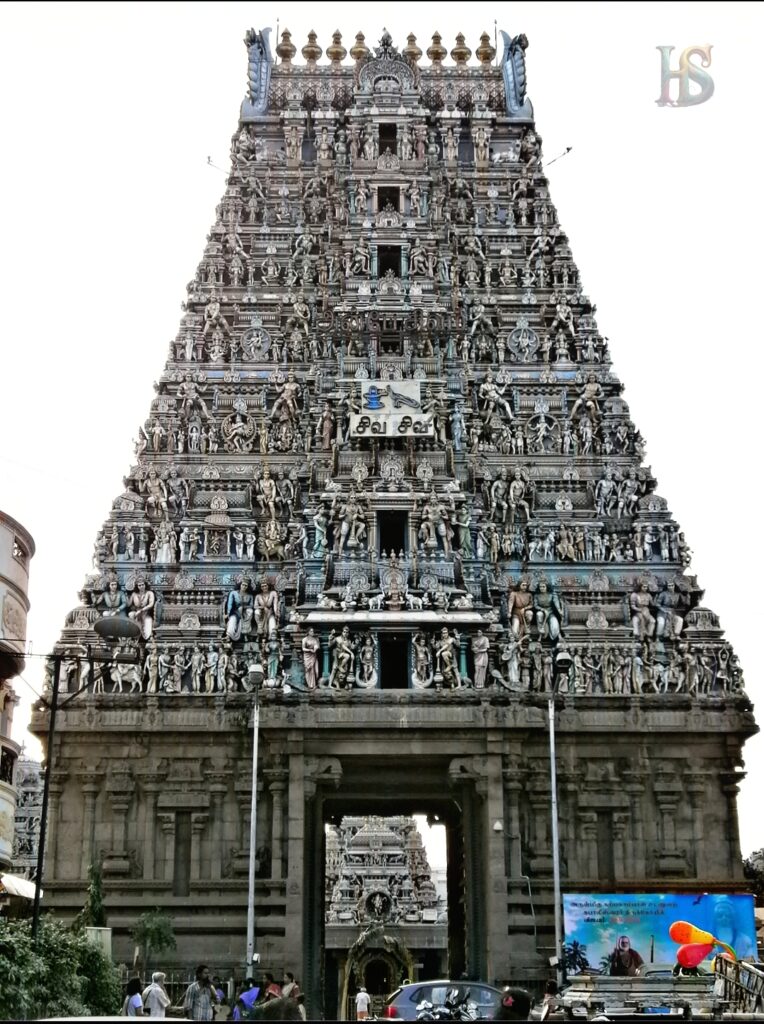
472 987 498 1006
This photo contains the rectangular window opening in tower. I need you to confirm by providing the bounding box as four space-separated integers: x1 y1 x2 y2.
378 245 401 277
379 123 397 154
378 186 401 212
379 634 410 690
377 511 408 555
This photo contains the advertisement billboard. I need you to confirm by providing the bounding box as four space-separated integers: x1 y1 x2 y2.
563 893 757 975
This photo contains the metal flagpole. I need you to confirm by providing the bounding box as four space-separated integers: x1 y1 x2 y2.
548 691 564 989
31 654 60 943
246 658 264 971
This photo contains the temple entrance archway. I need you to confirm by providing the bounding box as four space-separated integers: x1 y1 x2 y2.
301 755 489 1021
365 955 398 994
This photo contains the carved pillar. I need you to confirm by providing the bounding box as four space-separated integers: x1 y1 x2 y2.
623 771 647 877
208 776 230 880
321 635 331 680
401 244 409 279
46 778 66 879
159 813 175 883
578 811 598 878
612 812 629 879
191 812 208 881
721 769 746 878
142 783 161 882
502 768 523 879
111 798 129 852
685 771 708 878
266 770 288 880
79 778 102 879
284 747 307 973
483 746 507 982
458 637 469 682
560 772 580 874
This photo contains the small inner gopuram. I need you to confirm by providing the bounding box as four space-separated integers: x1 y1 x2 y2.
31 22 756 1013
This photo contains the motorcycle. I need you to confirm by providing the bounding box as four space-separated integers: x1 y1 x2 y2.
416 987 481 1021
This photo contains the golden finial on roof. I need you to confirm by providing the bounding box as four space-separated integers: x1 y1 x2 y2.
276 28 297 65
451 32 471 66
427 31 447 66
476 31 496 66
326 30 347 66
350 31 370 63
403 33 423 64
302 29 322 66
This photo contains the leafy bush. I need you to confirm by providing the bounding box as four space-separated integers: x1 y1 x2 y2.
0 917 121 1019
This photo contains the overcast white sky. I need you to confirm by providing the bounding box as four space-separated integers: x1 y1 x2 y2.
0 2 762 861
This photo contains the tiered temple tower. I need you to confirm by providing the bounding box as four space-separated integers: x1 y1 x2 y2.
325 816 447 1011
32 24 756 1007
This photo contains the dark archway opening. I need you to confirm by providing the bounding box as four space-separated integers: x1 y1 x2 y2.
378 245 401 277
378 510 408 555
379 124 398 155
379 633 409 690
365 957 392 995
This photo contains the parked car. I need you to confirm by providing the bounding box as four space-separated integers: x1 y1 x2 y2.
379 979 503 1019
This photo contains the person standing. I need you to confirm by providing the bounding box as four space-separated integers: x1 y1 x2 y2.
281 972 300 999
263 972 282 1001
142 971 171 1017
212 976 227 1006
123 976 145 1016
183 964 221 1021
232 979 260 1021
355 985 370 1020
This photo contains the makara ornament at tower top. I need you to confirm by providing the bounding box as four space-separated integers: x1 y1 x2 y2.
32 23 755 1011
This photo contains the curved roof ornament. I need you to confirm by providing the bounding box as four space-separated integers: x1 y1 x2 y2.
241 27 273 119
499 29 534 120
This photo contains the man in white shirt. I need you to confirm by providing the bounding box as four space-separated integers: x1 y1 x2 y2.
355 985 371 1020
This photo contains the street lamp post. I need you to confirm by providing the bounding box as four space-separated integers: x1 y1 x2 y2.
31 614 141 945
31 654 60 942
549 647 571 989
246 655 264 974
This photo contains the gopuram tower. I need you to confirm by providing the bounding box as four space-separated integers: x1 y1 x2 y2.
32 24 756 1007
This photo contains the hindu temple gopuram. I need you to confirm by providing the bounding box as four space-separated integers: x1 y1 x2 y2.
32 23 756 1009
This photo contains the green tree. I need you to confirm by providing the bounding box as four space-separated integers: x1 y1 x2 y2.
0 917 43 1020
73 929 123 1015
74 861 107 929
131 908 176 975
0 917 121 1020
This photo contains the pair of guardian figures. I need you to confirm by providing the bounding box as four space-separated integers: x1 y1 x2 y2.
225 578 280 641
